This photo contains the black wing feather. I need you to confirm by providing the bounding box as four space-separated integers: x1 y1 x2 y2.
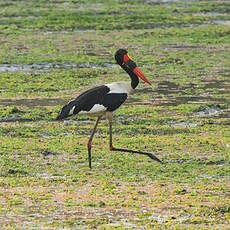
56 85 127 120
101 93 127 111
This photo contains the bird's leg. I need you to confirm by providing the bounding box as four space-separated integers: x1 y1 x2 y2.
108 119 162 163
109 120 113 151
88 116 101 169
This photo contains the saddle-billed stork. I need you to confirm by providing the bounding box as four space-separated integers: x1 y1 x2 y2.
56 49 162 168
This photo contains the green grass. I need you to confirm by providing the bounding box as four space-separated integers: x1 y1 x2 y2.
0 0 230 229
0 0 228 32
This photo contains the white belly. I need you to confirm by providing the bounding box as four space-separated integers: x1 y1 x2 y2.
79 104 107 115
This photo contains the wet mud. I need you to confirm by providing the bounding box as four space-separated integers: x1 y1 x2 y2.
0 117 33 123
0 98 66 107
0 78 229 108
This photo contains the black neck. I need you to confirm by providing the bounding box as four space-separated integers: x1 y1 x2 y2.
121 61 139 89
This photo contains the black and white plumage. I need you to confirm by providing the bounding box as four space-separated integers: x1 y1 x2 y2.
57 49 162 168
56 83 130 120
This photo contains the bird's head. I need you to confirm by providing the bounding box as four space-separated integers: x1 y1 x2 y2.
115 49 151 85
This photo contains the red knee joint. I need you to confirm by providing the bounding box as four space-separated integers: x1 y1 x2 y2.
110 144 114 151
88 141 92 149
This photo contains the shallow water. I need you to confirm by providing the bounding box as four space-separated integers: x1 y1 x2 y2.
193 12 228 17
168 121 198 128
0 62 117 73
214 20 230 26
196 107 221 117
144 0 178 4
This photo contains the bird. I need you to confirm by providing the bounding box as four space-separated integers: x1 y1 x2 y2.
56 49 162 169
